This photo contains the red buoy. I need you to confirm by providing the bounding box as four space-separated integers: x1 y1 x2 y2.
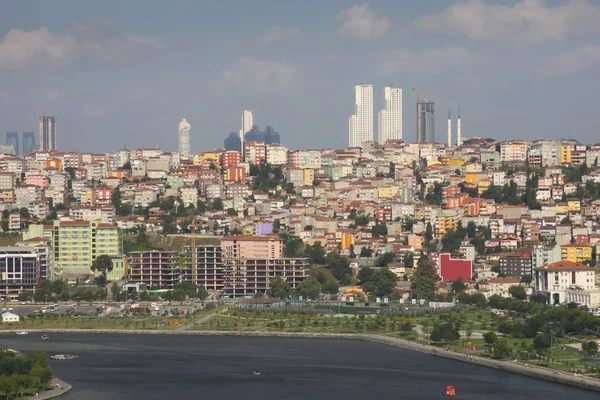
446 386 456 396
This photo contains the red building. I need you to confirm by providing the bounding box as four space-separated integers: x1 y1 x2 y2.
376 206 391 222
225 167 246 182
221 150 242 168
438 253 473 282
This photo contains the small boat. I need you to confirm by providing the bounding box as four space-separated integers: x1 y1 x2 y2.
16 332 28 335
50 354 78 360
252 371 261 376
40 334 49 341
446 385 456 396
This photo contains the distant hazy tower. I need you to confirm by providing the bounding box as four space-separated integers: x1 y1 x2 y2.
377 86 402 144
6 132 19 155
240 110 253 148
178 118 191 159
349 84 373 148
457 109 462 147
416 99 435 143
22 132 35 154
447 109 452 148
37 116 57 151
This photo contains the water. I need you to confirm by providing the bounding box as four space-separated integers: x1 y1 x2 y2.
1 333 597 399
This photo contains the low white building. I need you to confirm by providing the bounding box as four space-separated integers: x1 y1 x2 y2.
535 261 597 306
1 312 19 323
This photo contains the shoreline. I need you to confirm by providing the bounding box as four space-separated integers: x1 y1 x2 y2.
27 377 72 400
5 328 600 393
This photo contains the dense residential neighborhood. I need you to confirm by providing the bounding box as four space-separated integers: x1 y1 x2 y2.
1 138 600 308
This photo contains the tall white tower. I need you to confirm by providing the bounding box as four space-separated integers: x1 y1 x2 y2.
457 109 462 147
240 110 253 149
447 109 452 148
178 118 191 159
349 84 373 148
377 86 402 144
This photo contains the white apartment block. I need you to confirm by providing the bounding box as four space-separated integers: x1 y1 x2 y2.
179 186 198 206
266 144 288 166
14 185 42 209
178 118 191 159
378 86 402 143
349 84 373 148
0 173 16 190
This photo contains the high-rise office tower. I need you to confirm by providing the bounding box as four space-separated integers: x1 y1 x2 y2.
239 110 253 149
22 132 35 154
377 86 402 144
416 99 435 143
349 84 373 148
457 109 462 147
6 132 19 155
447 109 452 148
178 118 191 159
37 116 57 151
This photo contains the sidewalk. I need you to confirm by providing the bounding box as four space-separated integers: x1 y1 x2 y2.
29 377 72 400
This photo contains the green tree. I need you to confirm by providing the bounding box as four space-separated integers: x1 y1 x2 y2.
493 339 512 358
226 208 237 216
298 276 321 299
533 333 551 350
425 222 433 241
111 187 122 214
403 253 414 269
212 198 223 211
369 268 398 297
358 267 374 284
451 278 466 294
411 255 440 300
483 331 498 349
267 277 291 298
91 254 113 276
326 252 352 284
17 290 33 302
430 322 460 343
508 285 527 300
582 341 598 360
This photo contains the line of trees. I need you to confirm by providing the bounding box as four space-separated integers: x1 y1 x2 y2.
0 350 53 399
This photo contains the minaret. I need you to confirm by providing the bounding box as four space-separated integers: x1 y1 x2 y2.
447 108 452 148
457 108 462 147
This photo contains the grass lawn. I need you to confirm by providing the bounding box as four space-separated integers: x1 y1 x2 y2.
190 313 404 334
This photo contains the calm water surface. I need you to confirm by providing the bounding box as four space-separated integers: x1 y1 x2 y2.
1 333 597 400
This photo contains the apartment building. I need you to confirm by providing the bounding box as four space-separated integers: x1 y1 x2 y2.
0 246 40 300
127 250 180 289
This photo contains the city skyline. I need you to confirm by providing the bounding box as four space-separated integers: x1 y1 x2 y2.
1 1 600 152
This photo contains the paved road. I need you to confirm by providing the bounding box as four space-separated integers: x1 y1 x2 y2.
28 377 72 399
176 313 218 331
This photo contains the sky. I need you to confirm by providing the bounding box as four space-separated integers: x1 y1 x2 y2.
1 0 600 153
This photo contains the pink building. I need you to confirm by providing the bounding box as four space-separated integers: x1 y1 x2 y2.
221 236 283 259
25 175 49 188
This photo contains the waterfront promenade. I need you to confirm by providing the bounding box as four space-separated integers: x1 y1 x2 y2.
28 378 71 400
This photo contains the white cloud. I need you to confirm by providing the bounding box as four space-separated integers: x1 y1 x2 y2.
545 45 600 76
336 3 390 41
261 27 301 45
376 46 471 75
415 0 600 46
0 20 163 71
220 57 295 92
